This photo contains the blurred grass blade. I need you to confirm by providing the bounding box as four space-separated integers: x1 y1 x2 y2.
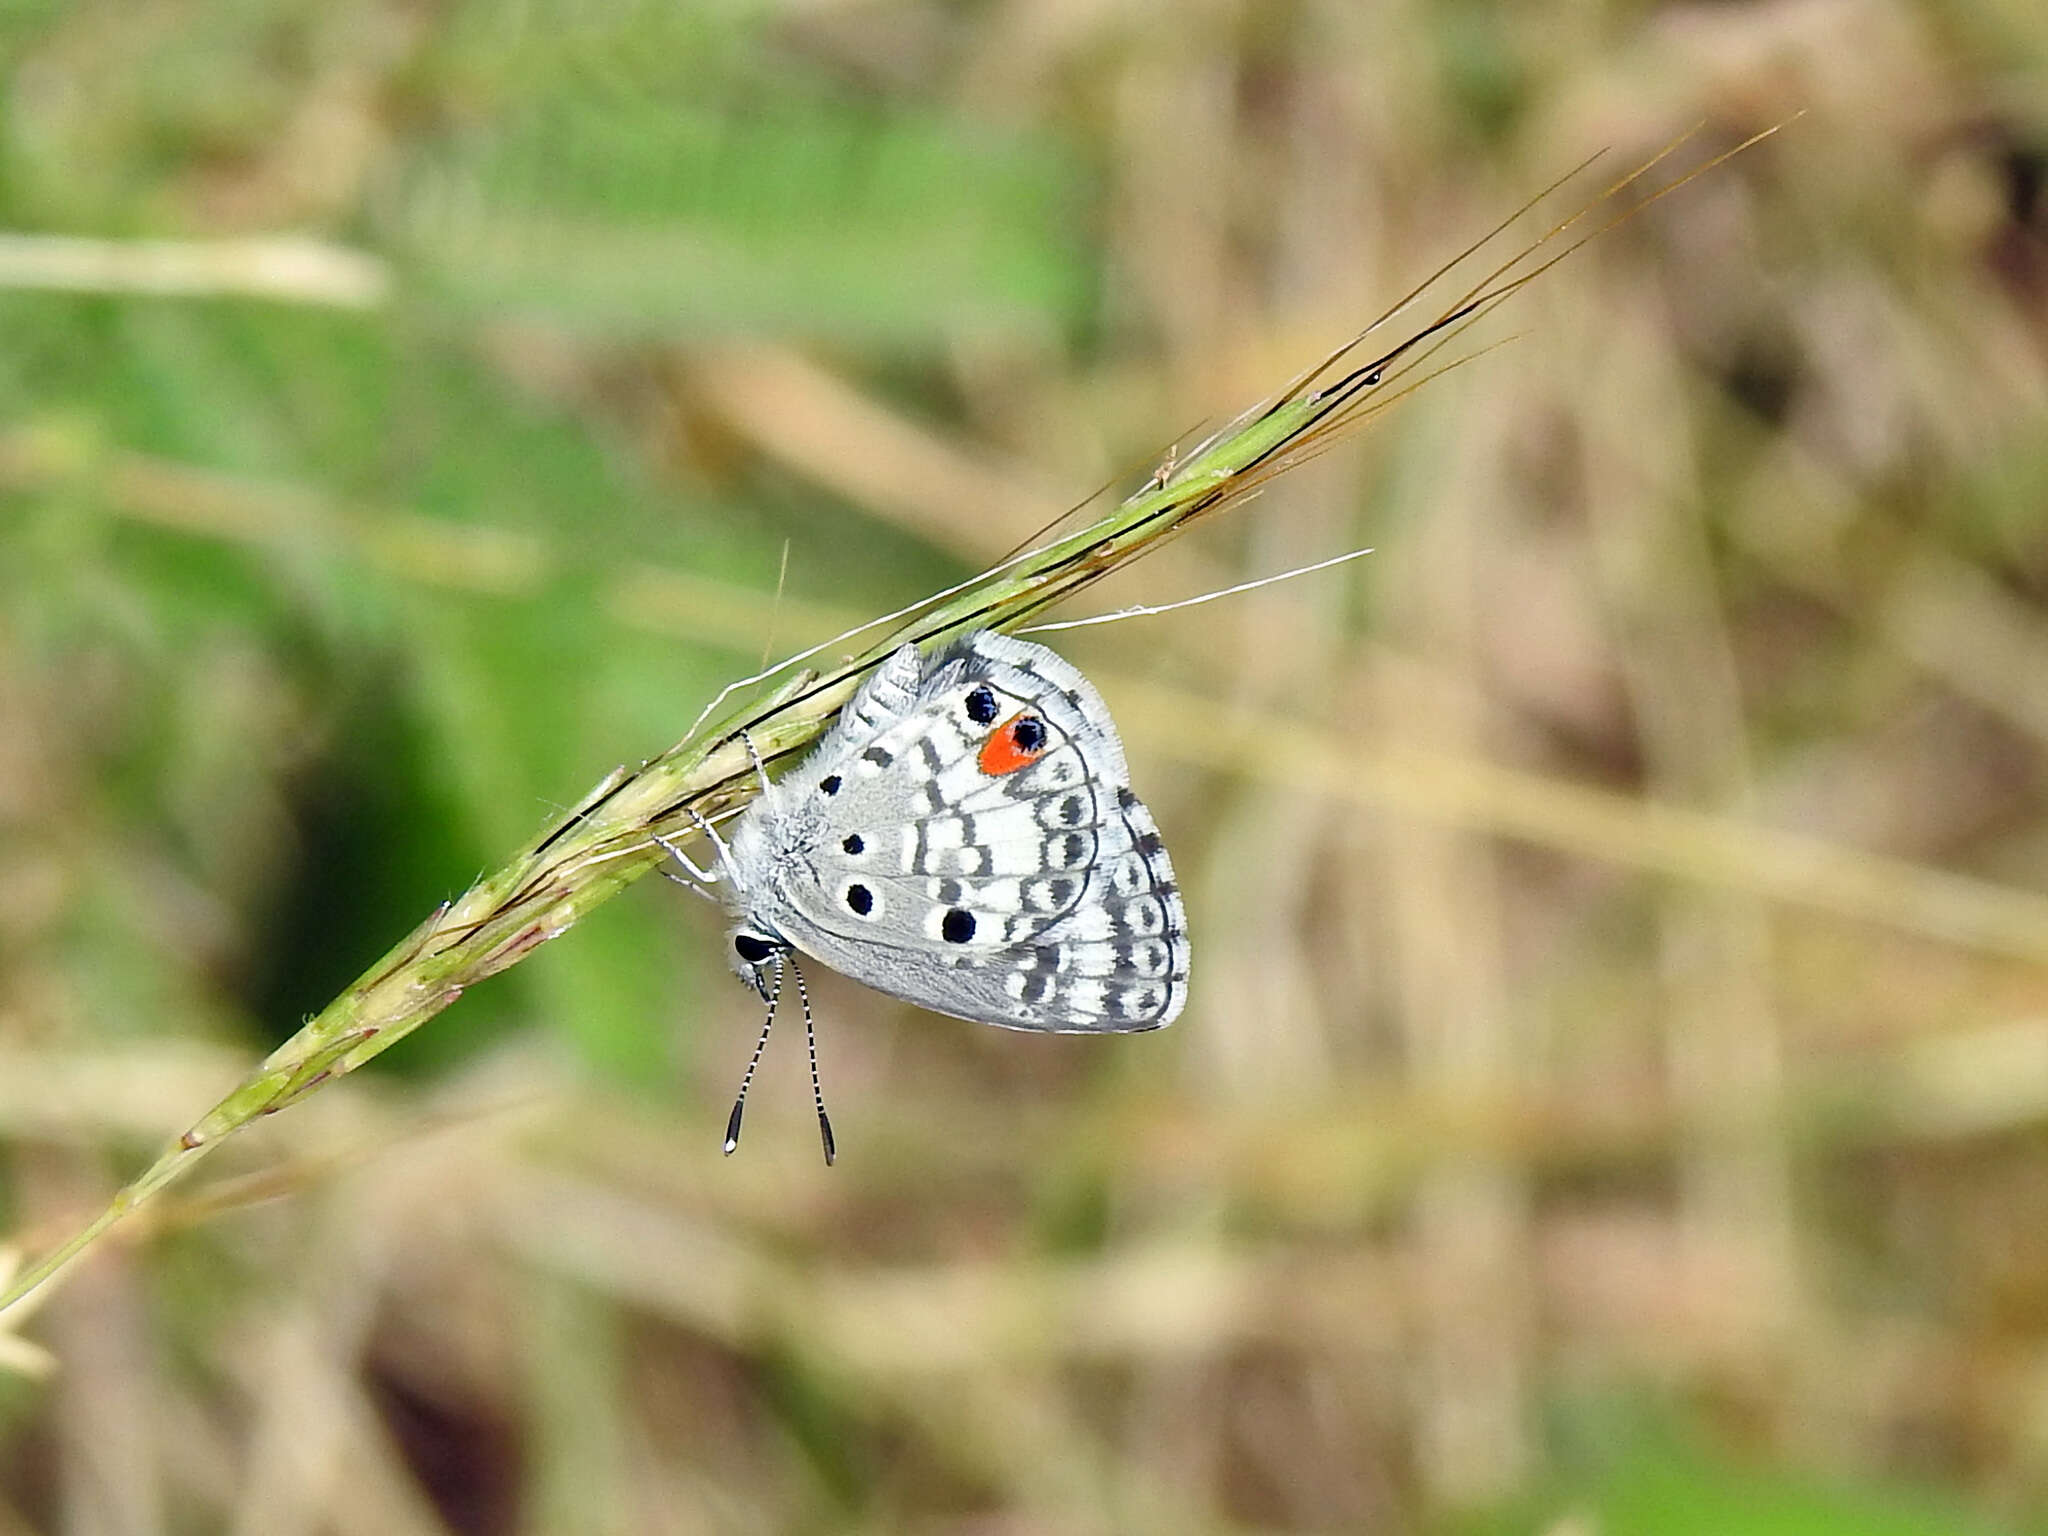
0 233 390 306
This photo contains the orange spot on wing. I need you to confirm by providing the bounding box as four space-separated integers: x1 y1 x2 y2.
978 710 1049 776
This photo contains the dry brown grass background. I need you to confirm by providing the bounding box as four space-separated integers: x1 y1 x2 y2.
4 0 2048 1532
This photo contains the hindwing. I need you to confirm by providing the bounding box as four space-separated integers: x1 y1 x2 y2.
759 633 1189 1032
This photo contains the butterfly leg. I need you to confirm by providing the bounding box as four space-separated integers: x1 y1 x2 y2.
737 727 773 798
652 805 735 897
652 835 719 902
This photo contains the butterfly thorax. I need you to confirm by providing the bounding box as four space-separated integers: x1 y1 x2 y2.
719 776 822 983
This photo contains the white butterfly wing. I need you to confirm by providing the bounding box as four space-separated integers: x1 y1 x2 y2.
763 633 1189 1032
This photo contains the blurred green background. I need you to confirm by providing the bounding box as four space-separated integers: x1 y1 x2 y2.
5 0 2048 1532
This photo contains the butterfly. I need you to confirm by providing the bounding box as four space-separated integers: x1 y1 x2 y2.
663 630 1189 1161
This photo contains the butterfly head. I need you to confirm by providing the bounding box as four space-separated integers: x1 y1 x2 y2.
727 925 786 1000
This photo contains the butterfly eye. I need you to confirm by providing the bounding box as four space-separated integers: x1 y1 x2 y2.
964 685 999 725
733 933 774 964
